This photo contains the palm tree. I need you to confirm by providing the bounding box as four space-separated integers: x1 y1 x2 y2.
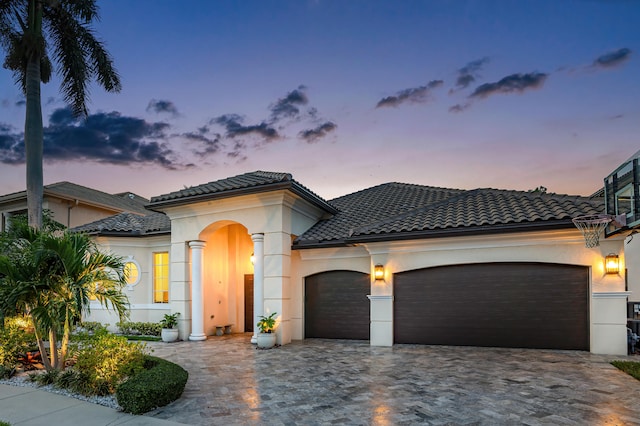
0 0 121 229
0 220 129 371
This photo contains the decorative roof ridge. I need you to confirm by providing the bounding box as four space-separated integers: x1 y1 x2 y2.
329 181 464 203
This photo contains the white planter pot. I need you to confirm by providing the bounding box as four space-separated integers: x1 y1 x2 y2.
161 328 179 342
256 332 276 349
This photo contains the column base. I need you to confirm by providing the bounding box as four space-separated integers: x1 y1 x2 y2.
189 333 207 341
250 334 257 344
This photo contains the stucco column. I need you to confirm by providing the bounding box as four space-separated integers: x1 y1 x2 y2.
189 240 207 341
251 233 264 344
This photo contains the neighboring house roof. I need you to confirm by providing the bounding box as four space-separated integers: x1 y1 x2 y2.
0 182 149 214
293 183 604 248
72 212 170 236
148 171 338 214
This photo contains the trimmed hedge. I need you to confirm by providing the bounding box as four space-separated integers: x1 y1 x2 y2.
116 355 188 414
116 321 162 336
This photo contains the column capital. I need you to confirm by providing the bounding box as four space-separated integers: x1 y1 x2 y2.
251 233 264 242
188 240 206 249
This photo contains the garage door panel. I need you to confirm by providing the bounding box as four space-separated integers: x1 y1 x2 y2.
394 263 589 350
305 271 370 340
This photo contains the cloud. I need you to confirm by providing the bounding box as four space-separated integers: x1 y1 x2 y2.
376 80 444 108
0 123 23 164
592 48 631 69
269 85 309 122
448 103 470 113
468 72 548 99
298 121 337 143
451 57 490 92
211 114 279 141
0 107 182 168
181 126 222 156
146 99 180 117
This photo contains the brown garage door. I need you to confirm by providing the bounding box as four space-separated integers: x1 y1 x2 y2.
305 270 370 340
394 263 589 350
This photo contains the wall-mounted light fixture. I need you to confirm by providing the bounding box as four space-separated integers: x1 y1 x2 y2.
374 264 385 281
605 253 619 275
250 253 255 265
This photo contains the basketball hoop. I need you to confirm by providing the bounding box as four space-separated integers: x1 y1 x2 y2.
572 214 612 248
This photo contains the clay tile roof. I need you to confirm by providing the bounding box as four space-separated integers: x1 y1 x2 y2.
72 212 170 236
0 182 149 214
293 185 603 248
148 170 337 213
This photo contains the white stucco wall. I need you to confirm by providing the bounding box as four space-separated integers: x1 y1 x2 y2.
84 235 172 327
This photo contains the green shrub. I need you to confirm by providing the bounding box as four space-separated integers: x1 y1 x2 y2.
133 322 161 336
116 321 133 335
116 356 188 414
0 317 35 368
116 321 161 336
30 369 60 386
0 365 15 379
0 420 11 426
79 321 109 333
73 333 147 395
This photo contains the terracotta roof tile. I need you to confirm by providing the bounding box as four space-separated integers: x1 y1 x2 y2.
0 182 149 214
149 170 336 213
294 185 603 247
72 212 170 235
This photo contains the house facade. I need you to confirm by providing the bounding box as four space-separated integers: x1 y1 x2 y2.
69 171 631 355
0 181 149 232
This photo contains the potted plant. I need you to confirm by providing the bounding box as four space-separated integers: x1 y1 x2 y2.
256 312 278 349
160 312 180 342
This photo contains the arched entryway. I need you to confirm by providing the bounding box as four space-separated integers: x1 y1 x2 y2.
199 222 254 336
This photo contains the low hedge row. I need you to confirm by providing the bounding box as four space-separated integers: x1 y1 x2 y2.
116 321 162 336
116 355 188 414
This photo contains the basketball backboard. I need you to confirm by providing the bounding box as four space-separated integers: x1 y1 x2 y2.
604 149 640 237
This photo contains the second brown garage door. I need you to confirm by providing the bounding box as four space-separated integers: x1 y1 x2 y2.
305 270 370 340
394 262 589 350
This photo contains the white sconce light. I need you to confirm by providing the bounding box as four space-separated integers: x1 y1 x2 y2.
605 253 619 275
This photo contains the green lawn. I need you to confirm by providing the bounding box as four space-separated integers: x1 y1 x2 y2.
124 335 161 342
611 360 640 380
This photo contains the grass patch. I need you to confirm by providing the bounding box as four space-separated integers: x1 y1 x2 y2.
611 360 640 381
124 335 161 342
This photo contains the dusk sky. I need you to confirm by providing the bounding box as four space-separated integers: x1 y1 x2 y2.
1 0 639 201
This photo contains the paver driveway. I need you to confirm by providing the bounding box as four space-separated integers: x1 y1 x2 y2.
145 334 640 425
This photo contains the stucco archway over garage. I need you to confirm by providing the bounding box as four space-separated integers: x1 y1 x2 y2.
394 262 589 350
305 271 370 340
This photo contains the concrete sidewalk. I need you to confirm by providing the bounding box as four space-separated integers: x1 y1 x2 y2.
0 384 187 426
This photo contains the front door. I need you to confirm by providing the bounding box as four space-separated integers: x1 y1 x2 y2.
244 274 254 332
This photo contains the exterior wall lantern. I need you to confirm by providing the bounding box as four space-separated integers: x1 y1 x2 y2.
374 264 385 281
605 253 619 275
250 253 255 265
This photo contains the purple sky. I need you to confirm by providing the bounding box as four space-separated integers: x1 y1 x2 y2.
1 0 639 201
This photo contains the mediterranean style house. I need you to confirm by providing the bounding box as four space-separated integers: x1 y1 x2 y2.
2 166 638 356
